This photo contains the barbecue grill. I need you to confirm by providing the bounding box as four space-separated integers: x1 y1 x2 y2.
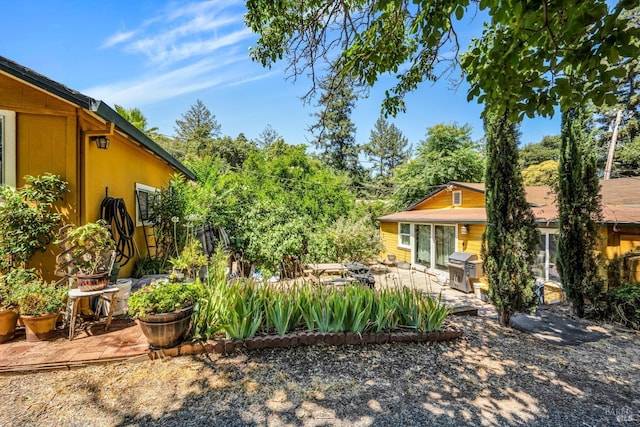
447 252 482 293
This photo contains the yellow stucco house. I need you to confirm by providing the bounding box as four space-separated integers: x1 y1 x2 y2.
379 179 640 285
0 55 195 279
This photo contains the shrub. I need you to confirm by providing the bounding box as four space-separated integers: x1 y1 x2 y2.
602 283 640 329
126 281 204 318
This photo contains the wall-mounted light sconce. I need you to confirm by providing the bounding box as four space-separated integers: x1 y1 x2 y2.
84 121 114 150
461 224 469 235
91 136 110 149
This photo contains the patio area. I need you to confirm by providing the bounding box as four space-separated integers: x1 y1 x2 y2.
0 266 492 373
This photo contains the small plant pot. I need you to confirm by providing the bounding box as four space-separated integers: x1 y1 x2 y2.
75 272 110 292
21 312 59 342
0 308 19 343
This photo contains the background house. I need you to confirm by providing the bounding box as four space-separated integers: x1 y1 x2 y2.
379 179 640 285
0 55 195 280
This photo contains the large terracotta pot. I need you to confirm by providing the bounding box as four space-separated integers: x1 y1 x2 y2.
137 306 194 349
21 312 59 342
0 308 19 343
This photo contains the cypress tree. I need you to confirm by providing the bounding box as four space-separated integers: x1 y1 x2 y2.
557 107 603 317
482 112 539 326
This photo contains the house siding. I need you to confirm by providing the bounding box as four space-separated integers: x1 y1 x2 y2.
0 69 187 280
458 223 485 254
380 222 411 262
412 186 485 210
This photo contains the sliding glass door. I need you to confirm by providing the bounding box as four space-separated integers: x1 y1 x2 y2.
415 225 431 268
434 225 456 269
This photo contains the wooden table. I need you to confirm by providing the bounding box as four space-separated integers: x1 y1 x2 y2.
67 286 119 340
306 263 347 276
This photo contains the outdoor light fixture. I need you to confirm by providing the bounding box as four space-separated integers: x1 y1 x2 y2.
91 136 110 149
84 121 114 150
461 224 469 235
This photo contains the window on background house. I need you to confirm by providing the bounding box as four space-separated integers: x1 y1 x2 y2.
452 190 462 206
135 183 158 226
0 110 16 187
398 223 411 248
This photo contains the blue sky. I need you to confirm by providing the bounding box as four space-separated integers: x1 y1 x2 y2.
1 0 560 156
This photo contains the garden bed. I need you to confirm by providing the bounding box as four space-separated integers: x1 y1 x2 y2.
148 328 463 359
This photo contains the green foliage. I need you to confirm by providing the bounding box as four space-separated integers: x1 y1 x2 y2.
57 221 116 275
308 212 382 264
363 116 411 179
189 261 451 340
392 123 485 208
191 246 228 340
267 294 296 336
133 256 166 278
0 174 68 272
557 107 604 317
148 175 189 264
308 75 361 178
521 160 559 186
114 105 159 137
602 283 640 329
219 280 264 339
173 99 222 159
482 112 539 326
126 281 204 319
519 136 561 169
0 267 39 309
9 269 67 316
247 1 639 120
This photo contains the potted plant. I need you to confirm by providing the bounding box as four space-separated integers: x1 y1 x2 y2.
56 220 116 291
10 269 67 341
127 280 204 349
0 269 28 343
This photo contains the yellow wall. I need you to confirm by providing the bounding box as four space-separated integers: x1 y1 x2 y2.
379 222 411 262
413 186 485 210
0 72 185 280
80 111 177 278
0 73 80 279
457 223 485 255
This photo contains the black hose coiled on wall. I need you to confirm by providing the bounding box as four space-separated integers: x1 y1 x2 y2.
100 196 135 267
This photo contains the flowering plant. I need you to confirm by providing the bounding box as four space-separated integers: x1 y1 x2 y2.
56 221 116 275
126 280 204 319
168 214 208 280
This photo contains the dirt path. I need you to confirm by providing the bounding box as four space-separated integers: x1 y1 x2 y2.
2 313 638 426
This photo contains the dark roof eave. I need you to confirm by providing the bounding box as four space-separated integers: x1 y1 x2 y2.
92 102 195 180
0 55 195 180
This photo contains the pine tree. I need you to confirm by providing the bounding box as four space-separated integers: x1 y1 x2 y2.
482 112 539 326
363 116 410 178
308 76 360 177
557 107 604 317
174 100 221 157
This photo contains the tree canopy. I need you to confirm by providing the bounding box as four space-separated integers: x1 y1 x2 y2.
392 123 484 209
246 0 639 119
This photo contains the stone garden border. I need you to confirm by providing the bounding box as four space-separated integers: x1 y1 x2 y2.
148 329 463 360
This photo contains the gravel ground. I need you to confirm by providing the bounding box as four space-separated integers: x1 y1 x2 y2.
2 312 639 427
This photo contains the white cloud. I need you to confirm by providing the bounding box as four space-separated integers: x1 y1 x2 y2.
84 56 248 106
92 1 270 109
103 0 249 65
101 30 139 49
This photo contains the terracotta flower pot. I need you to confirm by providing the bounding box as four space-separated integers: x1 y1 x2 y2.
21 312 59 342
137 305 194 349
0 308 19 343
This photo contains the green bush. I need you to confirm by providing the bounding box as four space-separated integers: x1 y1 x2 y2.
9 270 67 316
602 283 640 329
126 281 204 318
